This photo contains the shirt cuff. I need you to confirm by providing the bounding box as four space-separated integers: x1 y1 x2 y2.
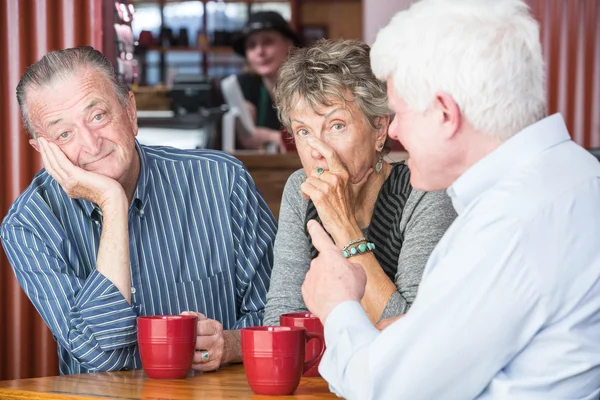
319 301 379 399
73 270 139 351
324 300 375 345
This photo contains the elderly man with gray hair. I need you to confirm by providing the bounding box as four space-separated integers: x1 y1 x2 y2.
301 0 600 399
0 47 276 375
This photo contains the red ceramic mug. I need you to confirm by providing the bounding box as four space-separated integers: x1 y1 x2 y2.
280 312 325 377
137 315 197 379
241 326 325 396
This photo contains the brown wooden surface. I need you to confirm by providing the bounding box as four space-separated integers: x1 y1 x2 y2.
301 1 362 43
0 364 335 400
235 153 303 220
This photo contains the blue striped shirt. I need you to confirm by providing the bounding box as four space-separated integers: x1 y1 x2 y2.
0 142 277 375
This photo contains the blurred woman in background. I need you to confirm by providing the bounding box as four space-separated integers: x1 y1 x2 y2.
232 11 300 152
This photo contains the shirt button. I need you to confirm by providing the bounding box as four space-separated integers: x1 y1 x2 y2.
131 287 136 294
138 209 145 216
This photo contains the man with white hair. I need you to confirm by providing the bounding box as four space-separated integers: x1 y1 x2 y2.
301 0 600 398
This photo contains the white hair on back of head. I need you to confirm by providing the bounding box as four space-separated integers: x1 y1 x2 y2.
371 0 547 140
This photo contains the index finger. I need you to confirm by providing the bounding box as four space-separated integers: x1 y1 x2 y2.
45 140 78 172
37 138 64 179
36 138 52 166
306 137 345 174
307 220 338 253
181 311 208 321
40 138 77 179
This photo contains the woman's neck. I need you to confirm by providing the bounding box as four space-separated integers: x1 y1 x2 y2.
353 161 392 229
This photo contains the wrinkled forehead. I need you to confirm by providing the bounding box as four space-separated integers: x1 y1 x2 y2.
26 68 115 109
24 67 113 105
24 69 118 132
289 90 358 119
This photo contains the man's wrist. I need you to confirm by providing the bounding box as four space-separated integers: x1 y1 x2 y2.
99 190 128 213
222 330 242 365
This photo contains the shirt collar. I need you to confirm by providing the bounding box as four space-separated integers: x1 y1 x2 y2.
79 140 150 220
447 113 571 214
132 140 151 210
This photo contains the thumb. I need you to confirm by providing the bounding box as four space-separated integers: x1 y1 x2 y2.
307 220 338 253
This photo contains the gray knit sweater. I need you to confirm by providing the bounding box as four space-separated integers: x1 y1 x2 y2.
263 169 457 325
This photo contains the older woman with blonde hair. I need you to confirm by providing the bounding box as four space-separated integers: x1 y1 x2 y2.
263 39 456 328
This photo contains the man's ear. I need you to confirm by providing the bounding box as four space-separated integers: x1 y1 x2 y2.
126 91 138 136
29 138 40 152
432 91 461 140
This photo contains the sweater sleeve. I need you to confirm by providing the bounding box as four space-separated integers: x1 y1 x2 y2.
379 189 457 320
263 170 312 326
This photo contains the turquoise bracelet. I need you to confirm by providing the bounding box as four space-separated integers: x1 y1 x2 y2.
342 242 375 258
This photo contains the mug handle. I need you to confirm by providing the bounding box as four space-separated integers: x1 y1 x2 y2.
303 332 325 374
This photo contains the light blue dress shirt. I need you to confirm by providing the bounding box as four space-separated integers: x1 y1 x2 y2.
318 114 600 399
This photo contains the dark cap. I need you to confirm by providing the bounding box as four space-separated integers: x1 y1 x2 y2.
232 11 301 57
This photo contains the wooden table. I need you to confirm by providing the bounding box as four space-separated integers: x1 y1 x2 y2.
0 364 336 399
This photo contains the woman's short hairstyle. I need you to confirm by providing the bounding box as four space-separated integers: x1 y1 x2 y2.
371 0 547 141
274 39 390 136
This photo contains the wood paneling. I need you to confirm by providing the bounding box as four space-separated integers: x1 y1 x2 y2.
234 153 303 219
0 0 104 381
301 1 362 40
527 0 600 147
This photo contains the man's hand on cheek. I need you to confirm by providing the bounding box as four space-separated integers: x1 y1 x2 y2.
37 137 125 208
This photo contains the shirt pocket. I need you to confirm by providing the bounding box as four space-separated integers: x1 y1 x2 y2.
173 271 234 323
175 247 229 284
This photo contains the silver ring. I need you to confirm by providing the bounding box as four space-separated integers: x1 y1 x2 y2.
317 168 324 178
